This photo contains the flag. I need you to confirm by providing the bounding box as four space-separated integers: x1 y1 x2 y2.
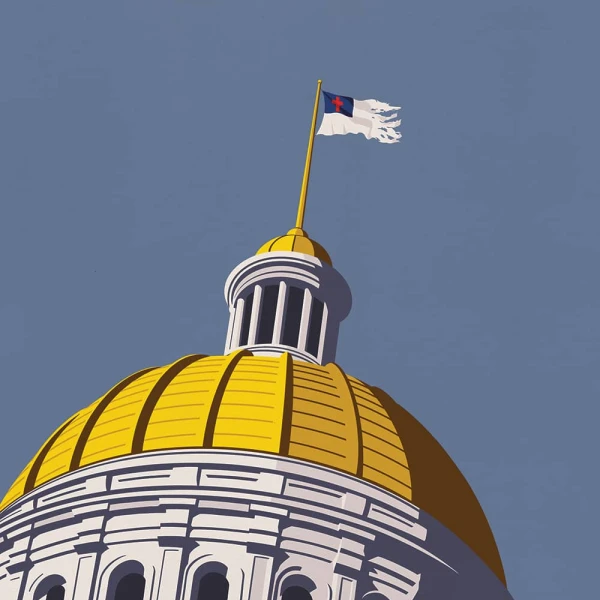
316 91 402 144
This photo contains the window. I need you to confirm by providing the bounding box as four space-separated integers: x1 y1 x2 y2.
239 291 254 346
306 298 324 357
282 287 304 348
282 586 312 600
33 575 66 600
114 573 145 600
257 285 279 344
196 572 229 600
362 593 389 600
46 586 65 600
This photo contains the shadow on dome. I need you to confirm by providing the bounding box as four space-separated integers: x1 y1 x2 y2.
372 386 506 586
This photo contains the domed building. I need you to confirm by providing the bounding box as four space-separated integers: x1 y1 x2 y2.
0 224 514 600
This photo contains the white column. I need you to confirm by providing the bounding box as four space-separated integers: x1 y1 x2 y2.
229 297 244 350
224 306 235 354
155 548 184 600
247 285 263 345
316 302 329 364
297 288 313 352
247 555 273 600
71 553 98 600
4 546 31 600
228 567 246 600
6 562 30 600
331 575 356 600
272 282 287 345
71 541 107 600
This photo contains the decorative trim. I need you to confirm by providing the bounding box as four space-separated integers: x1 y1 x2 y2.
73 541 108 555
158 536 197 551
25 417 77 493
71 366 158 470
6 558 33 574
240 344 319 365
326 364 364 478
203 350 252 447
278 353 295 456
132 355 207 453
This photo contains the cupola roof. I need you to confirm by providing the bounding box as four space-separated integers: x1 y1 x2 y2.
256 228 332 266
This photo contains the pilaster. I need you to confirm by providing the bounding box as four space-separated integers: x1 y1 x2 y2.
247 554 273 600
155 537 196 600
72 542 107 600
247 285 263 345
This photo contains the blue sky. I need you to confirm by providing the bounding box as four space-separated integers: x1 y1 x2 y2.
1 1 598 598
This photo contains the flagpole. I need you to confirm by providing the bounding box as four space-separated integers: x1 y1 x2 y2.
295 79 322 230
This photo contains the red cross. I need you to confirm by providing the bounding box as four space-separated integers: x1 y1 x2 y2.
331 96 344 112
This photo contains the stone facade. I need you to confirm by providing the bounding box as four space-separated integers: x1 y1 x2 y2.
0 450 512 600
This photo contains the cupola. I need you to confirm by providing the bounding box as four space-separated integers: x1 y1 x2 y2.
223 227 351 364
223 106 352 364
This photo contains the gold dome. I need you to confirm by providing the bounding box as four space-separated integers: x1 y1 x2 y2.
256 228 332 265
0 351 505 584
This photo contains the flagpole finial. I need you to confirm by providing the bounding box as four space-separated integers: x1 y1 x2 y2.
295 80 323 231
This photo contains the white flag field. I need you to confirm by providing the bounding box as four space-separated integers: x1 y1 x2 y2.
316 91 402 144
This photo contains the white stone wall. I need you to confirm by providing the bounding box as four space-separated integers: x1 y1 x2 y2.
0 450 514 600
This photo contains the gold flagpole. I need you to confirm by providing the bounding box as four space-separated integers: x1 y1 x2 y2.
295 79 322 230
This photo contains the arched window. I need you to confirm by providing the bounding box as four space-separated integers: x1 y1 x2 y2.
362 593 389 600
115 573 145 600
282 586 312 600
188 563 229 600
33 575 66 600
45 585 65 600
196 572 229 600
105 561 146 600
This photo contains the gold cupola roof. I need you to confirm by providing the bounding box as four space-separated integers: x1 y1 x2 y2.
0 350 505 584
256 227 332 265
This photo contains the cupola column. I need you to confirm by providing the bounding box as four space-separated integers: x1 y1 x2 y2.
247 284 263 346
224 247 351 365
297 288 313 353
272 282 287 345
316 302 329 364
225 305 236 352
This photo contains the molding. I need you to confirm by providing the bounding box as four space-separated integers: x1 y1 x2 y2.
6 559 33 574
74 541 108 555
238 343 319 364
224 253 351 321
157 536 197 551
0 450 514 600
